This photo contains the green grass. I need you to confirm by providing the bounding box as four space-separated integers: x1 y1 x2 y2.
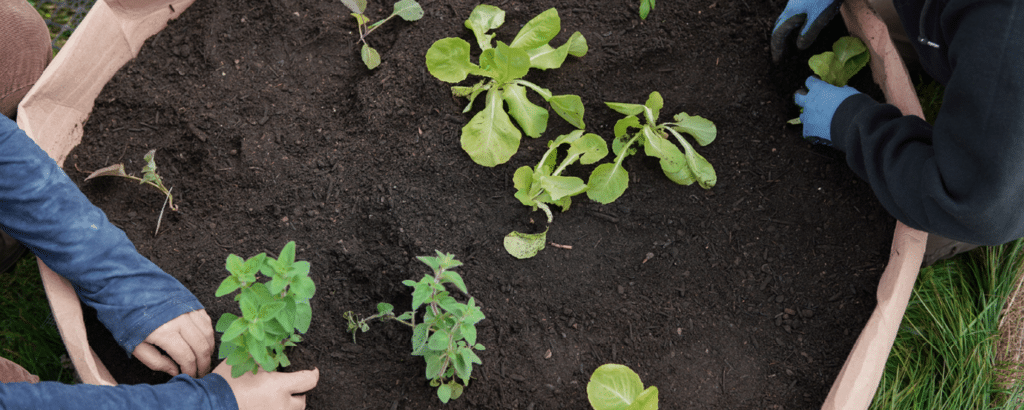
1 254 75 383
870 241 1024 409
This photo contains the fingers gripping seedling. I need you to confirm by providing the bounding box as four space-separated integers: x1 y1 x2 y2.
425 5 589 167
214 241 316 378
588 91 718 204
340 0 424 69
344 251 485 403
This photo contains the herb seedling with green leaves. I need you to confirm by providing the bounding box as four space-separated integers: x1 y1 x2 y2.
344 251 485 403
85 149 177 212
341 0 424 69
639 0 655 20
587 91 717 204
587 364 659 410
214 241 316 378
425 5 588 167
789 36 870 125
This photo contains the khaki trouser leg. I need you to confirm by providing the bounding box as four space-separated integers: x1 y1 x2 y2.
0 356 40 384
0 0 53 119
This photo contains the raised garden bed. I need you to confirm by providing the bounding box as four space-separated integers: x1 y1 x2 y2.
66 0 896 408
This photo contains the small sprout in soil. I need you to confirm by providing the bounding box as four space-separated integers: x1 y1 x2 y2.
214 241 316 378
587 363 659 410
425 5 588 167
639 0 655 20
513 130 608 223
788 36 870 125
85 149 178 212
340 0 424 69
344 251 485 403
589 91 717 204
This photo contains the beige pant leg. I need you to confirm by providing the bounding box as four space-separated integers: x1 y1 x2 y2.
0 356 40 384
868 0 919 66
0 0 52 119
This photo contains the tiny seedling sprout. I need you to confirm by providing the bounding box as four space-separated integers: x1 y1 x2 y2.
340 0 424 69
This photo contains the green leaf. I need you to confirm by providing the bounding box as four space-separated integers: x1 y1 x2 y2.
642 128 684 173
587 162 629 204
461 323 478 346
291 276 316 300
503 230 547 259
614 116 641 139
587 364 644 410
566 31 588 57
462 87 522 167
222 317 248 342
674 135 717 189
440 270 468 294
549 94 585 128
377 302 394 315
215 313 238 333
295 301 312 333
808 36 869 87
569 133 609 165
513 166 538 207
670 112 717 146
450 382 465 400
361 43 381 69
217 338 237 360
215 275 242 297
340 0 366 13
428 329 451 351
526 44 568 70
624 387 659 410
258 301 286 320
392 0 423 21
239 293 258 320
464 4 504 51
437 381 452 403
639 0 654 20
424 351 445 378
606 102 645 117
412 323 430 355
539 175 586 201
410 277 434 311
492 42 531 84
509 8 560 50
663 159 697 186
503 84 549 138
351 13 369 26
453 80 490 113
644 92 663 124
84 163 128 181
426 38 478 83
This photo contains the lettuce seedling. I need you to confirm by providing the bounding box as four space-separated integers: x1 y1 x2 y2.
85 149 177 212
513 130 608 223
587 91 717 204
341 0 424 69
215 241 315 378
639 0 655 20
788 36 870 125
425 5 588 167
588 364 659 410
344 251 485 403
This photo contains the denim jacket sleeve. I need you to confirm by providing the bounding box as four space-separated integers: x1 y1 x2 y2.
0 113 203 355
0 373 237 410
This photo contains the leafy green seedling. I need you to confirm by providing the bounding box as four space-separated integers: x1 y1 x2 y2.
426 5 589 167
789 36 870 125
513 130 608 223
85 149 178 212
344 251 485 403
587 364 659 410
341 0 424 69
639 0 655 20
215 241 315 378
588 91 717 204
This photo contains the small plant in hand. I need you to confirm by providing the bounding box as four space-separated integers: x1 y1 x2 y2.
789 36 869 124
588 91 717 204
341 0 424 69
587 364 659 410
215 241 315 378
426 4 588 167
85 149 177 211
344 251 485 403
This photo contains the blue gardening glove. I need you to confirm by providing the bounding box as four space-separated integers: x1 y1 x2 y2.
0 114 205 361
771 0 843 62
794 76 861 143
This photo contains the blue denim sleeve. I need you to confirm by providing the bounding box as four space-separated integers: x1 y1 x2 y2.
0 373 237 410
0 113 203 355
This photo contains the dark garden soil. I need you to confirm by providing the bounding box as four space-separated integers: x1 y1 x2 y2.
66 0 897 408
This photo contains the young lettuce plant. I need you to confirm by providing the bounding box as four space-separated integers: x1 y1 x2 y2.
425 5 588 167
215 241 315 378
789 36 869 125
344 251 485 403
639 0 655 20
341 0 424 69
587 91 717 204
588 364 659 410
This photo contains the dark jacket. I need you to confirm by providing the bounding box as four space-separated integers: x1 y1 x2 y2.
0 114 235 409
830 0 1024 245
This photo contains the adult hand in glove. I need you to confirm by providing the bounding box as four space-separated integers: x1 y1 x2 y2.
213 361 320 410
771 0 843 62
794 76 861 143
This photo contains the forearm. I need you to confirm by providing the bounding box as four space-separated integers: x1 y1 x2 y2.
0 373 236 410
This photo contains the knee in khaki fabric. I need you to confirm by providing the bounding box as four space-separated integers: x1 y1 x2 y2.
0 0 53 119
0 356 40 384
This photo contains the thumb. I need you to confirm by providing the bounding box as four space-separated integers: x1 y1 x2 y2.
284 368 320 395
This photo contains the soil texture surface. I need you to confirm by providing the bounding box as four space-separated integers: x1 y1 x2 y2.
67 0 896 408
